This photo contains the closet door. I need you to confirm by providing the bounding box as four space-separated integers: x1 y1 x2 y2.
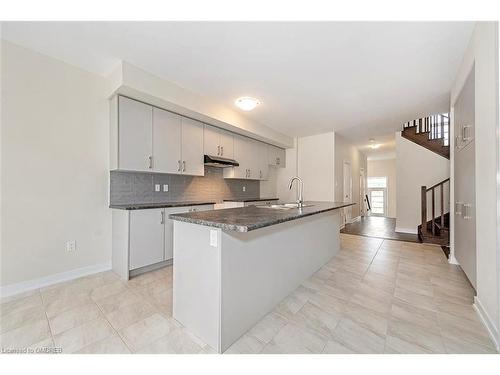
454 67 476 288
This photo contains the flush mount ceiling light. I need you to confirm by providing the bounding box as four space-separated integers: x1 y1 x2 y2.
235 97 260 111
368 138 380 149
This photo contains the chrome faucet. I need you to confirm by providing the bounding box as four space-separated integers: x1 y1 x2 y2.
288 177 304 208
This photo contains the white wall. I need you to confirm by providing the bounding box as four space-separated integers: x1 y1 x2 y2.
334 134 368 219
297 132 335 201
1 41 111 288
368 158 397 218
395 132 449 234
276 138 298 203
450 21 499 348
274 133 337 204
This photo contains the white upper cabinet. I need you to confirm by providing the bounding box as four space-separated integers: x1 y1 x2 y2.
203 125 220 157
224 136 267 180
219 130 234 159
113 96 284 178
118 96 153 171
181 117 205 176
268 145 286 168
258 142 269 180
153 108 181 174
224 134 249 179
204 125 234 159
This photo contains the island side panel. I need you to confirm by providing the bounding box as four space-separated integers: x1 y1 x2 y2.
219 210 340 351
172 221 222 352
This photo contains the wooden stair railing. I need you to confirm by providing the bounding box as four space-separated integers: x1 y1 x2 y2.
421 178 450 239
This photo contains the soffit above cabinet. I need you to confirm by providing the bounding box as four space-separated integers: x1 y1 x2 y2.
108 61 293 149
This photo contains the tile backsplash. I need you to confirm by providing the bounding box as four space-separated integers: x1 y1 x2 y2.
110 167 260 205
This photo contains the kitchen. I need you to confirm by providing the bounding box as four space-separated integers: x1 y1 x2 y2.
109 95 352 352
1 19 498 360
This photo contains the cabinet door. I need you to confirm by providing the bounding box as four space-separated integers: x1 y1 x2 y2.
246 139 261 180
164 207 190 261
129 209 165 270
181 118 205 176
219 130 234 159
276 148 286 168
118 96 153 171
153 108 182 174
267 145 278 166
258 142 269 180
231 135 250 178
204 125 220 157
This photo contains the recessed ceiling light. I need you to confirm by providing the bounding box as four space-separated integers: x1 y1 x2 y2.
235 97 260 111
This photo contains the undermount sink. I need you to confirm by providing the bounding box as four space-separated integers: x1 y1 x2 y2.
257 203 314 209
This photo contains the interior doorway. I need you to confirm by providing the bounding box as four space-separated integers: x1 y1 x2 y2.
343 161 352 225
367 176 388 216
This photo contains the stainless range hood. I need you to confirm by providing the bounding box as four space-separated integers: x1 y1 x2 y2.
204 155 240 168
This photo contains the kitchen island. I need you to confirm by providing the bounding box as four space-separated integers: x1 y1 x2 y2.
169 201 354 353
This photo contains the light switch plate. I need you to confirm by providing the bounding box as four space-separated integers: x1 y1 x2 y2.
209 230 218 247
155 184 160 192
163 184 169 192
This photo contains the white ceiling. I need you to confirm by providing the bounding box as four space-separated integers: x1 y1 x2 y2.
355 133 396 161
2 21 474 143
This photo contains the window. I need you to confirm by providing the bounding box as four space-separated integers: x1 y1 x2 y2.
367 177 387 215
367 177 387 188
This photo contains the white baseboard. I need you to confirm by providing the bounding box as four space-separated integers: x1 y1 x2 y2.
349 216 361 223
448 253 459 265
473 296 500 352
394 227 418 235
0 262 112 298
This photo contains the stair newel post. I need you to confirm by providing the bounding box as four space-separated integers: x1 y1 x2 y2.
440 183 444 229
421 186 427 233
431 187 435 235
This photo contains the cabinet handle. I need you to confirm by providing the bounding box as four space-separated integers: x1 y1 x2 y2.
221 146 224 156
148 156 153 169
276 157 280 165
182 160 186 172
177 160 181 172
463 203 472 220
260 170 262 179
455 201 463 216
217 145 220 156
462 125 471 142
160 211 165 224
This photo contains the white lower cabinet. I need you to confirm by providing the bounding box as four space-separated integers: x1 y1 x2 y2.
112 204 214 279
129 209 165 270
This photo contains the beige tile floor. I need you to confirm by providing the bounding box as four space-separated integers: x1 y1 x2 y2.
0 234 497 354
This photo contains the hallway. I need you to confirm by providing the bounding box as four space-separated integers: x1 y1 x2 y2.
341 216 419 243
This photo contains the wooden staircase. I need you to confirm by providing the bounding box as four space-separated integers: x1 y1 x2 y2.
401 114 450 159
418 178 450 251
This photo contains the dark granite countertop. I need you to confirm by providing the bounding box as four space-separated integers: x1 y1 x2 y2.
222 197 279 202
169 201 355 232
110 201 216 210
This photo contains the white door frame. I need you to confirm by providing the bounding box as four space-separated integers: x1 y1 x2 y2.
342 161 352 226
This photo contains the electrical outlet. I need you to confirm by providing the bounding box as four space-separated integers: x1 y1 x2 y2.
155 184 160 192
66 240 76 252
242 186 246 192
163 184 169 192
